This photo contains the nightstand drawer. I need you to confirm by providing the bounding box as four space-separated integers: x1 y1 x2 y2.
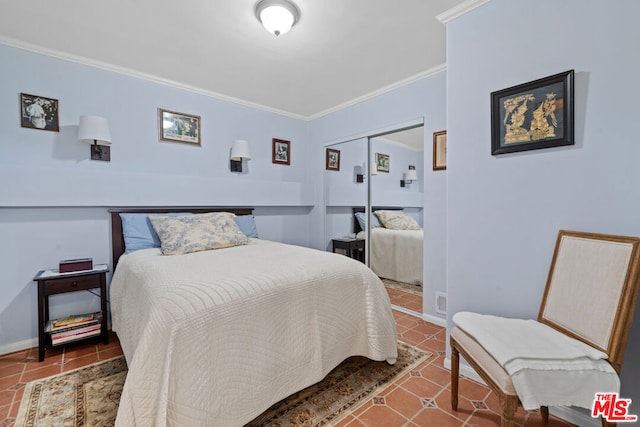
43 274 101 295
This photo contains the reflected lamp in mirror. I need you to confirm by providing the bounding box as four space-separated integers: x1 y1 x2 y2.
354 163 365 183
400 165 417 187
78 115 112 161
230 139 251 172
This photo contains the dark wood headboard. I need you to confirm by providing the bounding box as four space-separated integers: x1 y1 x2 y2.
109 207 254 269
352 206 403 234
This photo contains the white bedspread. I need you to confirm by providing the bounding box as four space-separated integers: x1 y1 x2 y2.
357 228 423 284
110 239 398 426
453 312 619 410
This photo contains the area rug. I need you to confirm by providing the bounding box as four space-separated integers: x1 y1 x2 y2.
16 342 431 427
382 278 422 296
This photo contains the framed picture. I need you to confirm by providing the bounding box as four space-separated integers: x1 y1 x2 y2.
158 108 201 145
433 130 447 170
20 93 59 132
375 153 389 173
326 148 340 171
272 138 290 165
491 69 574 155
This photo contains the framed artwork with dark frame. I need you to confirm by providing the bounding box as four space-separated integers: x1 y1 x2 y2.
20 93 59 132
158 108 201 145
272 138 290 165
326 148 340 171
491 69 574 155
433 130 447 171
375 153 389 173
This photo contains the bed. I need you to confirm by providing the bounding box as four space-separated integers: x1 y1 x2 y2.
353 207 423 285
108 207 398 427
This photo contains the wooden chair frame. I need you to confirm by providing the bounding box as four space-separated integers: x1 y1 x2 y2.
450 230 640 427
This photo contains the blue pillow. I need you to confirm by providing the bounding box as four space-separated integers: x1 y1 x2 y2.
354 212 382 231
235 215 258 238
120 213 192 253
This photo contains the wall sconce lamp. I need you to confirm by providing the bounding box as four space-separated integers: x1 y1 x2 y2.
255 0 300 36
400 166 417 187
78 116 112 161
354 163 365 183
230 139 251 172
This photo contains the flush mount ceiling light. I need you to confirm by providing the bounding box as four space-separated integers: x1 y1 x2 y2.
255 0 300 36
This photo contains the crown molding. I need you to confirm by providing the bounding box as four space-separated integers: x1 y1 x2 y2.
436 0 492 24
0 36 307 121
308 64 447 121
2 36 446 122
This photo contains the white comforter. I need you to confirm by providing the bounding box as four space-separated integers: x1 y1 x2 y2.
357 228 423 285
110 239 398 426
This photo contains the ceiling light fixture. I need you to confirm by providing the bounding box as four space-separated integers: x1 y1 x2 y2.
255 0 300 36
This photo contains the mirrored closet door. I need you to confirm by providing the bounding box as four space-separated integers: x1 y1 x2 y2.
324 125 424 317
369 126 424 316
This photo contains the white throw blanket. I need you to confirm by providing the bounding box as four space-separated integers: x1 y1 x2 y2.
453 311 620 410
111 239 398 426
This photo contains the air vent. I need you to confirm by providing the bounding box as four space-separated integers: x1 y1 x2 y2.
435 292 447 315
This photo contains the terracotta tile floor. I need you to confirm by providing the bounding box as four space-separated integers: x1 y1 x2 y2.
0 313 577 427
386 286 423 314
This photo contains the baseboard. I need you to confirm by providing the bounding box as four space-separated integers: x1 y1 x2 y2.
0 337 38 356
442 357 600 427
422 312 446 327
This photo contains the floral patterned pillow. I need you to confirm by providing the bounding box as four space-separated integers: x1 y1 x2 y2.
149 212 250 255
374 210 421 230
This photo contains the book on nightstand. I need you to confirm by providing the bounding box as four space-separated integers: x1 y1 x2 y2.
51 324 102 345
58 258 93 273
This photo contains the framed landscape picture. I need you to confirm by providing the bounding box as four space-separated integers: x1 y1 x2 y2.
20 93 59 132
326 148 340 171
272 138 290 165
375 153 389 173
491 70 574 155
158 108 201 145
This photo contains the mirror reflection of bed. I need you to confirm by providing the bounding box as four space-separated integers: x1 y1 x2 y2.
354 207 423 314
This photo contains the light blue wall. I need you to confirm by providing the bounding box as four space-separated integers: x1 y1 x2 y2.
310 72 448 320
446 0 640 406
0 44 313 352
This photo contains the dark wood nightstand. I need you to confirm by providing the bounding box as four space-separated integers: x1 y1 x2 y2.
332 238 365 263
33 265 109 361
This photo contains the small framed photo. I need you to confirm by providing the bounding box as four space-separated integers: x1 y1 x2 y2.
158 108 201 145
272 138 290 165
326 148 340 171
491 70 574 155
20 93 59 132
375 153 389 173
433 130 447 170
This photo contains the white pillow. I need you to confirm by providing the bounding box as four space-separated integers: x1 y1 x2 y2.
149 212 250 255
374 210 421 230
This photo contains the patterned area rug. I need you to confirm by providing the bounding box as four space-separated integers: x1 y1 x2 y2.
16 343 430 427
381 278 422 296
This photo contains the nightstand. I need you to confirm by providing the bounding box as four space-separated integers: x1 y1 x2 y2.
332 238 365 263
33 265 109 361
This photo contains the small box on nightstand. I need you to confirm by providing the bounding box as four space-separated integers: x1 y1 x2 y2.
59 258 93 273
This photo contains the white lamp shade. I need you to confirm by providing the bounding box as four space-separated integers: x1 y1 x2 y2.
256 0 299 36
78 116 112 146
405 169 418 181
230 139 251 160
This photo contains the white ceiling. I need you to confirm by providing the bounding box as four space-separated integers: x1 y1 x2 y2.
0 0 466 120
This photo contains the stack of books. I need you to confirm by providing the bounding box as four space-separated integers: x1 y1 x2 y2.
47 312 102 345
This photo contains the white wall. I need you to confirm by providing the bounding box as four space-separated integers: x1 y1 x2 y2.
0 44 313 352
309 71 448 320
446 0 640 408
